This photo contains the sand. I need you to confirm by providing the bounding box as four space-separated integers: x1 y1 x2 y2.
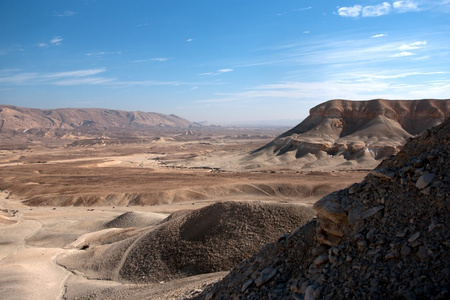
0 129 369 299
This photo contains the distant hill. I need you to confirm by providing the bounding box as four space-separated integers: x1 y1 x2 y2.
248 99 450 169
0 105 196 133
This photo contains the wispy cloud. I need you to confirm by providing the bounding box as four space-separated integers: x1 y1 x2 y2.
50 36 63 45
85 51 122 56
133 57 171 63
198 68 234 76
44 69 106 79
53 77 113 86
186 38 194 42
392 51 415 57
0 68 107 85
54 10 76 17
38 43 49 48
197 70 450 104
371 33 388 38
398 40 426 50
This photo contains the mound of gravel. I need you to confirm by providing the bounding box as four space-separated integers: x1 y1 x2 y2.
198 118 450 299
118 201 316 283
104 211 167 228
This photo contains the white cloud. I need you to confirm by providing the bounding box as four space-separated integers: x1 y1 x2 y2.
44 69 106 79
392 51 415 57
398 41 427 50
218 69 233 73
338 0 450 18
371 33 388 38
393 0 420 12
362 2 392 17
186 38 194 42
338 5 362 17
295 7 312 12
198 69 233 76
50 36 63 45
38 43 49 47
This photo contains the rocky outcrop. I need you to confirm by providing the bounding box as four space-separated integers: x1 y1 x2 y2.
250 99 450 168
196 118 450 299
0 105 196 134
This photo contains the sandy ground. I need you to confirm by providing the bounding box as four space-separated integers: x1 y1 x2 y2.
0 132 370 299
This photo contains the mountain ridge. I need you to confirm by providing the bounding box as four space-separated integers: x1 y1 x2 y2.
0 105 196 133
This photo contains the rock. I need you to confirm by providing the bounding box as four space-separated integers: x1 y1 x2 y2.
304 285 316 300
408 232 420 243
313 254 329 266
255 267 278 287
313 195 347 224
361 206 384 220
371 169 395 180
416 173 435 189
241 278 254 292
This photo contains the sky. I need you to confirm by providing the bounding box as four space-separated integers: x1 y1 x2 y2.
1 0 449 124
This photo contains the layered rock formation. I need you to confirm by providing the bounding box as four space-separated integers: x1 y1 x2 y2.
196 118 450 299
0 105 196 134
250 99 449 169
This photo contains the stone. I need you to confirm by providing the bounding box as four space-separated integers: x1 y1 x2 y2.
371 169 395 180
304 285 316 300
241 278 254 292
416 173 435 189
408 232 420 243
313 254 329 266
361 206 384 220
313 196 347 224
255 267 277 287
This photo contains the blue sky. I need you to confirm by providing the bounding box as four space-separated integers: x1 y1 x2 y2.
1 0 449 124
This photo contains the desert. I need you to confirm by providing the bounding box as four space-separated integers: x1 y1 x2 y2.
0 99 449 299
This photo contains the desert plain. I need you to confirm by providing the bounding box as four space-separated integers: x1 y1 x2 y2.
0 126 367 299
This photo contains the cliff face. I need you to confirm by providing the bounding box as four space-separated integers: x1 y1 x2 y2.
251 99 450 168
0 105 195 133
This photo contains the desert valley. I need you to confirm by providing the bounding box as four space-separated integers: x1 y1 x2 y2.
0 99 449 299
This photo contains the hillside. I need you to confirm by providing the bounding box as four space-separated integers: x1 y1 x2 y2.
198 117 450 299
0 105 196 133
248 99 450 170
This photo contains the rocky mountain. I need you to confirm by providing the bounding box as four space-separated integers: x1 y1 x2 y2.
196 117 450 299
249 99 450 169
0 105 196 134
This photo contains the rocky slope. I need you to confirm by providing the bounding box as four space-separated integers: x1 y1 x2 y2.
0 105 196 134
249 99 449 169
198 117 450 299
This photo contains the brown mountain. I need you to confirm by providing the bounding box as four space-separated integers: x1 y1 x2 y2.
0 105 196 133
249 99 450 169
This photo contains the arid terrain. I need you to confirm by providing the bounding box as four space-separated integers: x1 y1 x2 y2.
0 100 448 299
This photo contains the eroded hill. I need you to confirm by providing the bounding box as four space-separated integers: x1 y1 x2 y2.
249 99 450 170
